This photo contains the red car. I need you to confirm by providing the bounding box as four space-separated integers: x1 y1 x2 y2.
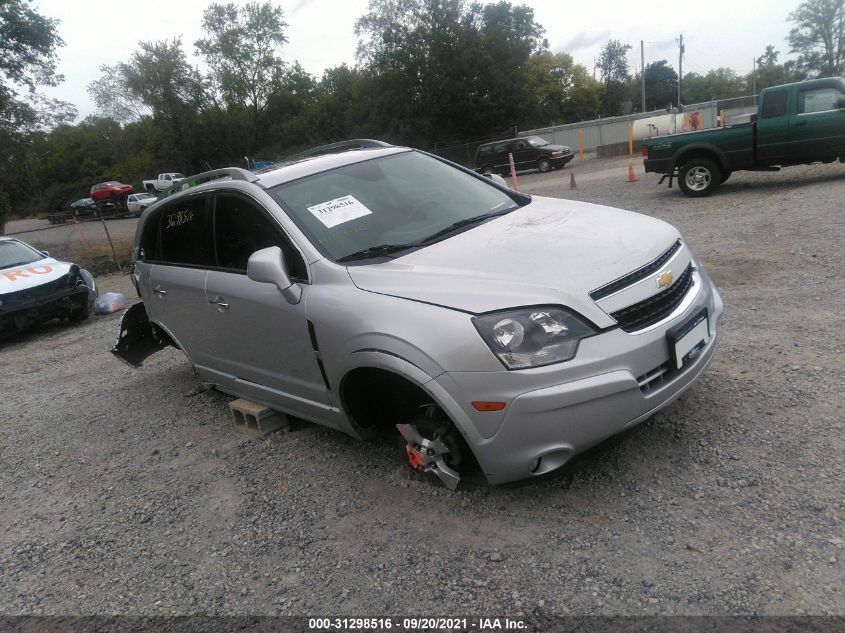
90 180 134 202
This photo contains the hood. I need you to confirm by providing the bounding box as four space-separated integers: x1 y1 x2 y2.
545 144 571 152
0 257 74 293
346 196 680 328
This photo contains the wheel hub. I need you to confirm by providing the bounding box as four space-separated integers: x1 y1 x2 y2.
685 166 711 191
396 423 460 490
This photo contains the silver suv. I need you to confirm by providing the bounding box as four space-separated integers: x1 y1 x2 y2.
114 140 723 488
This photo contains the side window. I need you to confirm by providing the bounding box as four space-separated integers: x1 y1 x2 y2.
159 196 213 266
138 209 161 261
761 90 788 118
515 140 529 151
492 142 509 155
214 194 307 281
477 145 491 158
798 86 845 114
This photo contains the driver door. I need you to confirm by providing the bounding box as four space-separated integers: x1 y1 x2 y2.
202 193 332 417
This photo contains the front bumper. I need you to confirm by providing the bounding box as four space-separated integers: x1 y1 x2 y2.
551 153 575 167
0 286 91 336
432 267 723 485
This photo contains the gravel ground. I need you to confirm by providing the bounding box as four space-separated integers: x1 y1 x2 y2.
0 157 843 618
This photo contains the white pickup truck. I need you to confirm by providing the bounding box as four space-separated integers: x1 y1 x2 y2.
142 173 186 194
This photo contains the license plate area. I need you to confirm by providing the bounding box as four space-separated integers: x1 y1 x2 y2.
667 308 709 370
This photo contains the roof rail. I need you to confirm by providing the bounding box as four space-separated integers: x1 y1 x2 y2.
160 167 260 199
284 139 393 162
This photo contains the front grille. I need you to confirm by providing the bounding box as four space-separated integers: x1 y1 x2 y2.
590 239 682 301
611 264 694 332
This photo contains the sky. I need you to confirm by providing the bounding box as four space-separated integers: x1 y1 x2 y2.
34 0 801 120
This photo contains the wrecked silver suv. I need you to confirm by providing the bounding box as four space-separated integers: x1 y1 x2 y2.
114 140 723 488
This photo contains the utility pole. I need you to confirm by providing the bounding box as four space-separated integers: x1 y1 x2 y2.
641 40 646 112
678 34 684 106
752 57 757 104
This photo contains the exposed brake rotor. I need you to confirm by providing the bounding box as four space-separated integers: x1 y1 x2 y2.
396 422 461 490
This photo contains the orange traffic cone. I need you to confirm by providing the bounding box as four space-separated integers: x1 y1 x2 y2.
627 163 637 182
570 172 577 189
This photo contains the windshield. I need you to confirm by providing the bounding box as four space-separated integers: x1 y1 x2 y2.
269 151 521 262
0 240 44 269
526 136 550 147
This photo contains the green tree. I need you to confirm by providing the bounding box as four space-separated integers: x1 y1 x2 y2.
353 0 545 144
749 45 805 91
0 0 74 131
639 60 678 110
117 38 210 168
597 39 632 116
0 0 75 230
788 0 845 77
525 50 600 125
682 68 746 103
195 1 289 149
87 64 147 123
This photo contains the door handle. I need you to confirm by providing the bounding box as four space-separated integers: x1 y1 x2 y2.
153 286 167 297
209 296 229 310
795 120 807 126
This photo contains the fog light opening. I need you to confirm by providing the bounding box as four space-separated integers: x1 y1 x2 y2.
529 457 542 473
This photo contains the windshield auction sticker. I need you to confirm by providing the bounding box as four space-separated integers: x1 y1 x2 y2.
307 195 372 228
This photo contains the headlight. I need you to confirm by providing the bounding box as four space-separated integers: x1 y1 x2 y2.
473 306 597 369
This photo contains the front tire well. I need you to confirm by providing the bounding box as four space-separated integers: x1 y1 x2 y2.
340 368 433 433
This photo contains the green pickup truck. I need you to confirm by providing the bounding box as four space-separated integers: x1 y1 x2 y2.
642 78 845 196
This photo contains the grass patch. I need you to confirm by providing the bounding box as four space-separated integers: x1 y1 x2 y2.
28 238 134 277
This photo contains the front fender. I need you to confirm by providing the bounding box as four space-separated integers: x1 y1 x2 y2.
336 350 487 447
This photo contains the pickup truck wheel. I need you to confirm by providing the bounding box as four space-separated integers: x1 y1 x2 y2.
537 158 552 172
678 158 721 197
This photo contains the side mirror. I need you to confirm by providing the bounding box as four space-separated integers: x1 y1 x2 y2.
40 250 50 258
482 172 508 187
247 246 301 304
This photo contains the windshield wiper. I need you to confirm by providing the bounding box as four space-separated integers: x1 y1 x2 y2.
418 208 516 244
336 243 418 263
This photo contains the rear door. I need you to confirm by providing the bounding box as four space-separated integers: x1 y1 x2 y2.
203 192 331 414
144 193 216 367
755 88 791 164
789 81 845 162
490 141 511 173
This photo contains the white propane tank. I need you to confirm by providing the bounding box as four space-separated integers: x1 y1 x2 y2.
632 113 677 140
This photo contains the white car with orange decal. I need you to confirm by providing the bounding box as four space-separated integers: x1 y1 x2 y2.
0 237 97 338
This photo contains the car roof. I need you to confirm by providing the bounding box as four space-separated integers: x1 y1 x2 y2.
254 146 409 189
157 145 413 205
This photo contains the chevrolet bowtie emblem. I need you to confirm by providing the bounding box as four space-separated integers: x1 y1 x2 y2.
656 270 674 288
